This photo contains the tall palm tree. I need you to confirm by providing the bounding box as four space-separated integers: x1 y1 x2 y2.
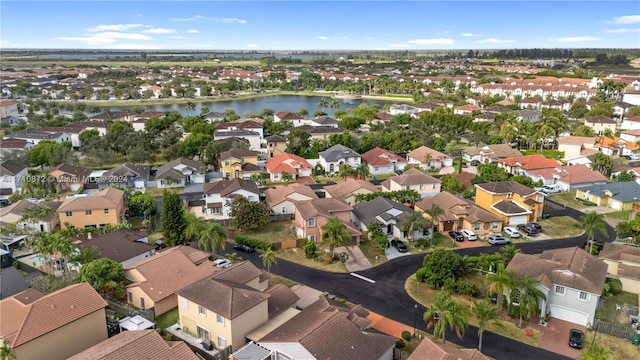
579 211 608 254
514 274 547 328
331 99 340 110
486 269 517 308
354 163 370 180
500 244 520 265
424 204 444 233
321 216 351 258
226 252 243 264
318 98 329 111
337 163 354 180
423 291 469 343
473 299 503 352
280 172 294 183
260 247 278 273
400 210 429 241
185 101 196 116
198 222 227 254
183 210 208 243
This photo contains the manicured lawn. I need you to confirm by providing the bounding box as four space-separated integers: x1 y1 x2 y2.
359 240 388 266
605 210 633 221
432 233 456 249
548 192 585 210
598 291 639 325
155 307 179 330
276 248 348 273
145 187 185 196
235 221 295 244
535 216 583 238
268 274 299 288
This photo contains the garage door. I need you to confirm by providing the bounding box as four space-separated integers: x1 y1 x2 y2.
550 305 589 326
508 215 528 226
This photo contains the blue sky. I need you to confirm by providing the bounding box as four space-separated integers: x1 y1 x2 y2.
1 1 639 50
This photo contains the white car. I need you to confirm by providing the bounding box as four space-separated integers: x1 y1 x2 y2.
503 227 521 238
460 230 477 241
213 259 231 268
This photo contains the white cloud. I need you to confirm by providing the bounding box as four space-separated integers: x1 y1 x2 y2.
610 15 640 24
219 18 247 24
604 28 640 33
169 36 188 39
476 38 514 43
86 24 144 32
135 14 143 17
53 31 153 45
186 29 199 33
142 28 175 34
52 36 116 44
317 36 330 40
461 33 482 37
246 44 257 48
552 36 600 42
407 38 455 45
388 43 412 48
93 32 153 40
171 15 210 22
106 44 160 49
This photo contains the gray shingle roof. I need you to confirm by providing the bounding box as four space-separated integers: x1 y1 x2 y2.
0 267 31 298
0 160 27 176
319 144 360 162
352 197 415 227
579 181 640 203
155 157 204 180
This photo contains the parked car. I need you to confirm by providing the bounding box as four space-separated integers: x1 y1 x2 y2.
517 224 539 236
233 244 255 253
488 235 511 245
460 230 477 241
448 231 465 242
569 329 585 349
390 239 408 252
503 227 521 238
538 184 561 194
213 259 231 268
470 160 481 166
528 222 543 233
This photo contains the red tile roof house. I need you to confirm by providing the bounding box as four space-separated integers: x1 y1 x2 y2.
453 104 481 115
407 335 488 360
264 184 318 216
527 165 608 193
406 145 453 170
274 111 304 125
265 153 312 182
360 147 407 175
496 154 562 176
292 198 362 245
506 247 608 327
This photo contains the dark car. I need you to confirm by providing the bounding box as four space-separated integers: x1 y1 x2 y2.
569 328 584 349
470 160 481 166
448 231 465 242
528 222 543 233
390 239 408 253
233 244 255 253
517 224 539 236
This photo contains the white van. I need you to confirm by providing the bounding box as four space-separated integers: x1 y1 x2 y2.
539 184 561 194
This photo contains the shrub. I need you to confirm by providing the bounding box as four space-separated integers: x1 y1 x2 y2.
602 279 623 299
235 235 272 251
302 240 317 259
415 267 427 282
401 331 412 341
395 339 406 348
415 238 430 248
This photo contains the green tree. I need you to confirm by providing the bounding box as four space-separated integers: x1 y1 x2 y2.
473 163 509 184
590 153 614 177
440 174 464 193
580 342 611 360
367 222 388 251
185 101 196 116
500 244 520 265
77 258 127 298
0 339 16 360
198 222 227 254
229 196 270 231
423 291 469 343
321 216 351 258
260 247 278 273
280 172 294 183
19 204 54 231
226 252 243 264
161 190 187 246
421 249 463 289
337 163 354 179
486 269 517 307
400 210 429 240
579 211 609 254
331 99 340 110
513 274 546 328
424 205 444 234
354 162 370 180
128 192 157 217
614 170 636 182
318 97 329 111
473 299 503 352
183 209 209 243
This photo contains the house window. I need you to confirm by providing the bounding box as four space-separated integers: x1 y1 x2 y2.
536 195 543 202
474 223 480 231
85 210 92 215
140 297 145 310
196 326 210 342
506 192 512 199
127 291 132 303
217 336 227 349
65 211 72 217
198 305 207 316
281 206 287 214
182 298 189 308
308 218 315 227
308 235 317 242
555 285 566 295
216 314 225 325
419 184 424 190
492 222 499 229
224 160 230 166
248 196 256 202
579 292 589 301
432 183 436 189
274 173 280 179
374 167 379 172
104 209 109 214
405 185 410 190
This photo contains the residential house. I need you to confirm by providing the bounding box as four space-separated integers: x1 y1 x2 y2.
3 129 71 144
97 163 150 191
0 100 19 118
0 267 35 298
352 197 431 241
620 129 640 144
265 153 312 182
463 144 522 164
310 115 340 127
613 101 633 117
57 187 125 229
203 111 226 123
527 165 608 193
201 178 260 219
389 104 419 116
264 135 287 158
557 136 598 165
361 147 407 175
454 104 481 115
215 120 264 139
324 178 379 206
318 144 361 174
575 181 640 210
219 150 261 180
515 109 542 123
407 335 489 360
68 330 199 360
154 157 205 188
622 84 640 106
175 261 300 351
139 84 162 98
473 113 495 123
0 160 27 197
451 171 476 191
88 110 131 122
599 243 640 293
264 184 318 215
381 168 441 198
74 229 157 268
292 198 361 244
214 129 262 151
519 97 542 110
0 200 61 233
371 111 394 125
475 181 545 225
274 111 304 124
0 283 108 360
292 125 343 141
49 163 92 192
257 297 396 360
0 139 33 160
125 245 220 315
415 191 503 236
214 137 251 152
406 146 453 170
595 136 640 157
506 247 608 326
621 115 640 131
584 115 617 136
496 154 562 176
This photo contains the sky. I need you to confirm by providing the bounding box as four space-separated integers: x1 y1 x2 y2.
1 1 639 50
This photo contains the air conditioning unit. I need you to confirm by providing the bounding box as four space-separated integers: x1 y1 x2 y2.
202 341 214 351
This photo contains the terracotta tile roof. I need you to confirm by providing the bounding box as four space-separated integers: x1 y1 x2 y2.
68 329 198 360
375 112 394 121
496 154 562 170
275 111 303 120
463 144 522 159
49 163 92 179
324 178 379 200
407 146 449 162
527 165 607 185
386 168 441 186
621 128 640 136
265 284 300 318
596 136 640 151
475 181 537 197
264 184 318 208
617 263 640 279
450 171 475 190
265 153 312 173
416 191 502 223
361 147 406 166
57 187 124 212
407 335 489 360
209 260 264 285
557 136 596 146
455 104 481 111
0 100 18 107
295 198 353 219
125 246 219 302
0 283 107 348
203 178 259 196
506 247 608 295
599 243 640 263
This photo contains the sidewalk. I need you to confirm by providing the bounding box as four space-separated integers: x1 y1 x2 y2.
336 246 373 272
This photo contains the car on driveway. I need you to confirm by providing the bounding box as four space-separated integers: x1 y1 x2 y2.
517 224 539 236
448 231 465 242
569 329 584 349
460 230 477 241
528 222 543 233
233 244 255 253
390 239 408 253
503 227 521 238
213 259 231 268
488 235 511 245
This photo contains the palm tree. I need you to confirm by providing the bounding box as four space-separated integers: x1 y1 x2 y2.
400 210 429 241
185 101 196 116
318 98 329 111
424 204 444 233
500 244 520 265
514 274 547 328
198 222 227 254
298 108 308 119
337 163 354 180
20 204 54 232
260 247 278 273
226 252 243 264
473 299 503 352
321 216 351 258
0 339 16 360
423 291 469 343
183 210 208 243
579 211 608 254
281 172 294 183
331 99 340 110
354 163 370 180
486 269 517 308
200 106 209 119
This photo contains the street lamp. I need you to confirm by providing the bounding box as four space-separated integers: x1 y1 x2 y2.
413 304 418 337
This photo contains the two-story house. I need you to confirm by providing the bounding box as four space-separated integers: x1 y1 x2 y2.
214 129 262 152
381 168 441 198
599 243 640 293
474 181 545 225
352 197 431 241
361 147 407 175
176 261 300 351
154 157 205 188
49 163 92 192
274 111 304 124
506 247 608 327
318 144 361 174
264 184 318 215
557 136 598 165
406 146 453 170
0 200 61 233
496 154 562 176
595 136 640 157
201 178 260 219
584 115 617 136
219 150 261 180
323 178 379 206
265 153 312 182
97 163 150 191
0 160 27 197
3 129 71 145
292 198 361 245
526 164 608 193
57 187 125 229
0 100 19 119
264 135 287 158
415 191 503 236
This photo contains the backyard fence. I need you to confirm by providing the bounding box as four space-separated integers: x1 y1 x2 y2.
268 213 294 222
104 296 155 323
593 319 638 340
393 347 410 360
271 238 305 251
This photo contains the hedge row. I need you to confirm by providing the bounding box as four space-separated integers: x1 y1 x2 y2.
234 235 272 251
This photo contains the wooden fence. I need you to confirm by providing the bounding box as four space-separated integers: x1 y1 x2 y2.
593 319 638 340
268 213 294 222
393 347 410 360
271 238 305 251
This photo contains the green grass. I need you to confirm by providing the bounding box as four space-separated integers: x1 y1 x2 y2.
535 216 583 238
276 248 349 273
236 221 295 244
599 291 639 325
432 232 456 249
155 307 179 330
148 232 163 242
359 239 388 265
548 192 586 210
604 210 633 221
145 187 185 196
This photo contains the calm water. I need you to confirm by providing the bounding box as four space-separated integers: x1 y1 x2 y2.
109 95 390 117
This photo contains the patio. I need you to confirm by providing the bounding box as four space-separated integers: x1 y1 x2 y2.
166 324 221 358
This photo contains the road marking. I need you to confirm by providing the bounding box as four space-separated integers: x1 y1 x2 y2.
350 272 375 284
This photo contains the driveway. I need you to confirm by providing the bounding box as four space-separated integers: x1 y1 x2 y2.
385 245 411 260
335 246 372 272
538 318 585 359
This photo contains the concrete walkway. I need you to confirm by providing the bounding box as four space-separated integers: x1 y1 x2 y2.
336 246 373 272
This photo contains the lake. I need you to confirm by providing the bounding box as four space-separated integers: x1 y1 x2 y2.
109 95 391 117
